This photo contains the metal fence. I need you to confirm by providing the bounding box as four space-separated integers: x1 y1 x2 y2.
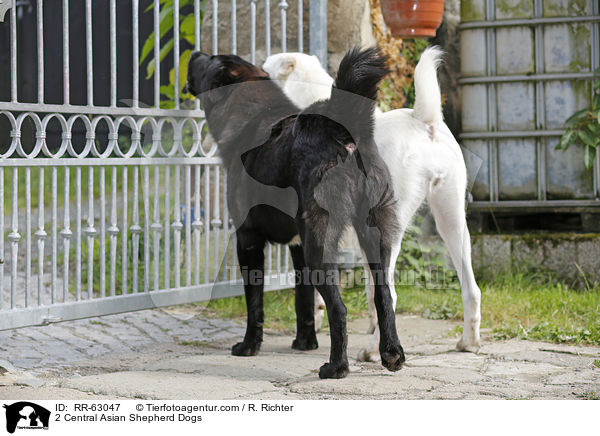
0 0 327 330
459 0 600 212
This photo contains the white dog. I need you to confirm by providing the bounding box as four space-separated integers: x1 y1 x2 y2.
263 47 481 360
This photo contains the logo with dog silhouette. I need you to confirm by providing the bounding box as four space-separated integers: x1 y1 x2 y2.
3 402 50 433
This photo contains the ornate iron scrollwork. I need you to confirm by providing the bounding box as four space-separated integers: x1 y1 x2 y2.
0 0 13 22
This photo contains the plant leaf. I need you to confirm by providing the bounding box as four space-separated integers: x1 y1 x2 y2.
180 14 196 38
140 6 174 66
565 108 588 125
160 84 174 99
178 49 193 92
140 32 156 65
583 145 596 169
557 129 576 151
578 129 596 147
167 49 193 93
146 38 174 79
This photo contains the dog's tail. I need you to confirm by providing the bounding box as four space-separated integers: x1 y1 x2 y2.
327 47 389 137
334 46 389 101
413 46 444 131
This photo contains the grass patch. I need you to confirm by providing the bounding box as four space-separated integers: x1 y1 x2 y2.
202 286 370 333
88 320 109 327
177 339 211 347
396 269 600 345
200 267 600 346
482 272 600 345
578 391 600 400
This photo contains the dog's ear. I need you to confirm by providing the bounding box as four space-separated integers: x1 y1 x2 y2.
279 57 296 77
230 64 269 79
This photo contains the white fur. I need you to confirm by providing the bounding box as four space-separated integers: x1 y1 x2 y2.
413 46 444 135
262 53 334 108
264 47 481 358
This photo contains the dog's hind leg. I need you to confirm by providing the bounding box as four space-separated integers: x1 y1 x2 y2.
364 231 403 335
289 244 319 351
353 212 405 371
301 225 349 379
232 230 267 356
358 237 401 362
427 174 481 352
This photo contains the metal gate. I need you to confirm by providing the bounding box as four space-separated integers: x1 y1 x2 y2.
459 0 600 211
0 0 328 330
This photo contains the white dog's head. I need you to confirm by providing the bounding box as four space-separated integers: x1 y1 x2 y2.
263 52 334 109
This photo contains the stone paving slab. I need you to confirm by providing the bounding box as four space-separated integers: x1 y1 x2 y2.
0 308 599 400
60 371 281 400
0 386 129 400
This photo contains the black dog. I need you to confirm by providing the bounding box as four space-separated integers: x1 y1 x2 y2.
185 47 405 378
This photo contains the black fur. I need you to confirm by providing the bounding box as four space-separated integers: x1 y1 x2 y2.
185 47 404 378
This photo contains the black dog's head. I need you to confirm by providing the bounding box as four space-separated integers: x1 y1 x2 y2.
184 52 269 107
183 51 299 165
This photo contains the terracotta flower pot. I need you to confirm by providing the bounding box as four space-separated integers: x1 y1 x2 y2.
380 0 445 38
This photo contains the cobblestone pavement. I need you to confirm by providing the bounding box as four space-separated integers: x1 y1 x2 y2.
0 311 599 400
0 307 246 373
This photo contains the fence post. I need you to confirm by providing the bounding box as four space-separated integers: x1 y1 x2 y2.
309 0 327 68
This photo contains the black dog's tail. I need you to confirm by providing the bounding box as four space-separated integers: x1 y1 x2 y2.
327 47 389 140
334 46 389 101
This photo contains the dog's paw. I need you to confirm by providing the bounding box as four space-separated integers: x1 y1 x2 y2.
292 334 318 351
380 343 405 372
456 336 480 353
318 361 349 379
357 347 380 362
231 341 261 356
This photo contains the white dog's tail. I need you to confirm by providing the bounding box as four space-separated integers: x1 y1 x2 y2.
413 46 444 133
